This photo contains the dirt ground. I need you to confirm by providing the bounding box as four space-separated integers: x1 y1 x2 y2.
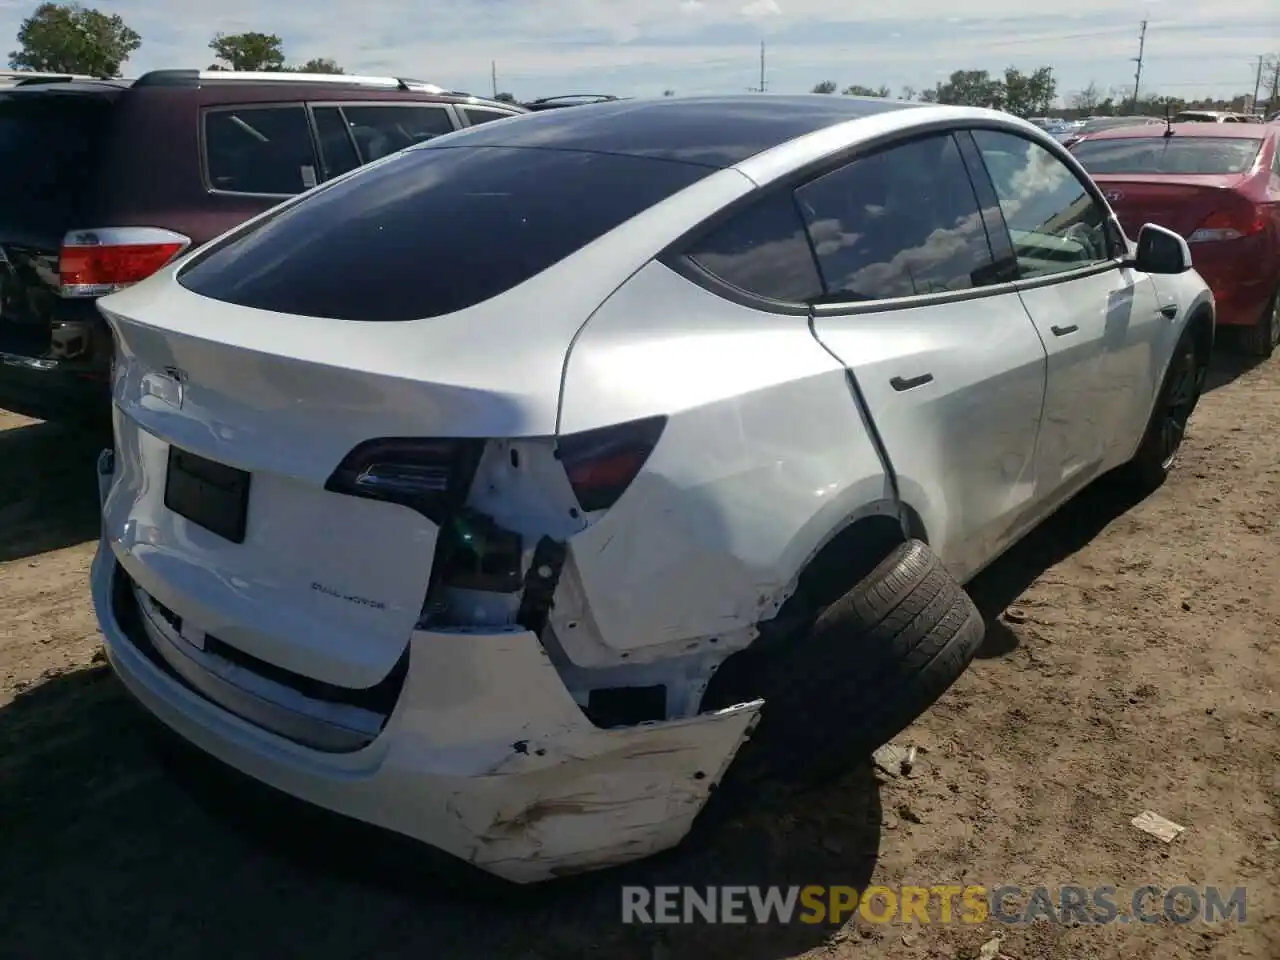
1 350 1277 960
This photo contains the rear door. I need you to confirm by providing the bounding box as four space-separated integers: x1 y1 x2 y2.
0 86 120 363
968 128 1164 499
803 131 1048 581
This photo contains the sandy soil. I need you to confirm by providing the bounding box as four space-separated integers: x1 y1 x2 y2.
0 351 1276 960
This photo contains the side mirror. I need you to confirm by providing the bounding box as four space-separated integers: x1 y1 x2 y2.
1126 223 1193 274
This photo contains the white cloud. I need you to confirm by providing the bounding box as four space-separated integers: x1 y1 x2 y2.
741 0 783 19
0 0 1272 101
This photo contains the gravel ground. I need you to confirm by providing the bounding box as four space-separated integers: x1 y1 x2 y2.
0 348 1276 960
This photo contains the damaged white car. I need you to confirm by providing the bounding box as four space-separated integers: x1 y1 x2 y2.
91 94 1213 883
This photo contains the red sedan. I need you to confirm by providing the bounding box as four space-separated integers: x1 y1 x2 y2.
1070 123 1280 356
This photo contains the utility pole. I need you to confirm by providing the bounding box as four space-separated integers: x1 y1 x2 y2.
749 41 767 92
1252 55 1265 114
491 60 497 98
1130 18 1147 113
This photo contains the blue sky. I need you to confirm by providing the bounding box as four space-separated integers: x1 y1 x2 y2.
1 1 1274 104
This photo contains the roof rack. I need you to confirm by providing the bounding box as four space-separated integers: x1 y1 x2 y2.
0 70 116 85
520 94 625 111
132 69 446 94
526 94 621 104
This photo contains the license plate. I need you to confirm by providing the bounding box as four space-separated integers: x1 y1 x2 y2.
164 446 251 544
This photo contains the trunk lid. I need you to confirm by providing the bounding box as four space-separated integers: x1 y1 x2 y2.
98 273 585 689
1091 174 1247 240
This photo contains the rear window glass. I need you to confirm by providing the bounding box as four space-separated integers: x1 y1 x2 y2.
0 92 114 232
1071 137 1263 175
178 145 711 321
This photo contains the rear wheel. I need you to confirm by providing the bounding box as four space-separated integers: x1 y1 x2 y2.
701 539 984 791
1237 287 1280 358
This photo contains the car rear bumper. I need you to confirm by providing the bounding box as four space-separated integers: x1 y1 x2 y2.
0 351 109 422
90 449 761 883
1193 241 1276 328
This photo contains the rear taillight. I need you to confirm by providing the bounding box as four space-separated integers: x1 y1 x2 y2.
556 416 666 513
324 438 482 524
59 227 191 297
1187 206 1265 244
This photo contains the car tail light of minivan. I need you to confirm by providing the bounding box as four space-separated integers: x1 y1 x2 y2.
59 227 191 297
1187 206 1265 244
556 416 667 513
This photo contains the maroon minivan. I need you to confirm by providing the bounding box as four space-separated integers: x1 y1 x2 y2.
0 70 526 422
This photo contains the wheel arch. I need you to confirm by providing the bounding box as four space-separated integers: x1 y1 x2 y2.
753 498 931 648
1185 301 1214 360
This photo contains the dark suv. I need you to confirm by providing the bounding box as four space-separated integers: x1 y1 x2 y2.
0 69 525 422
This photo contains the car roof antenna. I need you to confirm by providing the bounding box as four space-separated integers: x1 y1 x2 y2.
1162 101 1174 137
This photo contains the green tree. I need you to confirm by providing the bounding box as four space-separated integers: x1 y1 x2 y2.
930 69 1003 108
8 2 140 76
293 57 343 74
1002 66 1056 117
811 80 837 94
1069 80 1101 114
663 88 675 96
208 31 285 71
493 91 516 103
842 84 890 97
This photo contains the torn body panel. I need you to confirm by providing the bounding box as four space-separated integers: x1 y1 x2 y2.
95 509 762 881
417 262 898 725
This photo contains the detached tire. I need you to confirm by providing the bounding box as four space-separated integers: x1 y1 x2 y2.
703 539 984 790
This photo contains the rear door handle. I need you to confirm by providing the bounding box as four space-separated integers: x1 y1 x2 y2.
890 373 934 392
1050 324 1079 337
1160 304 1178 319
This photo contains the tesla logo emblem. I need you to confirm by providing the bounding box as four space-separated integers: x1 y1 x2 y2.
1104 190 1124 203
142 366 186 410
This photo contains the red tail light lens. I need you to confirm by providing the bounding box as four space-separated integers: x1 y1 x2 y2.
59 227 191 297
556 416 666 513
324 438 482 524
1187 206 1265 244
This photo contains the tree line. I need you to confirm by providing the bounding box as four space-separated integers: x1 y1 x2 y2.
8 2 1276 115
7 2 346 76
812 66 1279 119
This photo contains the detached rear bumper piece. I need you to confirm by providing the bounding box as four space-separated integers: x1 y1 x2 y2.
91 451 761 883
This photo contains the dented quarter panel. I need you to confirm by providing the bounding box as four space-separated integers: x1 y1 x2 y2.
554 260 892 668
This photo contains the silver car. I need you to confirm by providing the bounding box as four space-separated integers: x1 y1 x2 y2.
92 95 1214 882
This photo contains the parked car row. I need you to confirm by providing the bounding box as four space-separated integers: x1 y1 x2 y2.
1068 121 1280 355
51 86 1226 884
